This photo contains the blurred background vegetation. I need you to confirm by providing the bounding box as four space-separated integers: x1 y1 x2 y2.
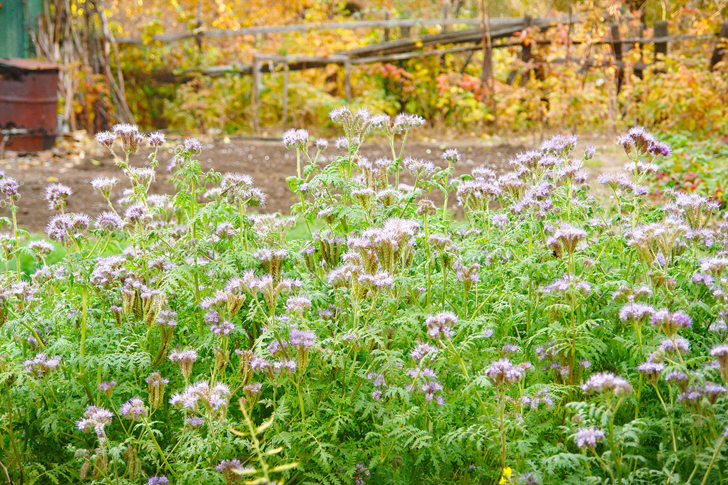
22 0 724 138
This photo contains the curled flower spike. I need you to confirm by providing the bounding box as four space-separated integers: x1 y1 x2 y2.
485 358 524 386
582 372 632 397
147 477 169 485
574 427 606 449
282 128 309 150
119 397 148 421
425 311 457 340
638 362 664 384
651 309 692 337
711 344 728 383
76 406 114 443
169 349 198 380
147 132 165 147
23 353 61 378
45 183 72 211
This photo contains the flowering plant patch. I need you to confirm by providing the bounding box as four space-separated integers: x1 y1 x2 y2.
1 111 728 484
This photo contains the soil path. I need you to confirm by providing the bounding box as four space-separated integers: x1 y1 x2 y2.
0 136 621 233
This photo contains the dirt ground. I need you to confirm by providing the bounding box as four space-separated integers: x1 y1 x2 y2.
0 135 620 233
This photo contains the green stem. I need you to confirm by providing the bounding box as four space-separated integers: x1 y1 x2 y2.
142 418 178 478
701 434 727 485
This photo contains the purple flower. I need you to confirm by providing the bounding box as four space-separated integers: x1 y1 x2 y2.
282 129 309 150
638 362 664 383
170 381 231 413
660 337 690 354
119 397 148 421
651 309 692 336
45 183 72 211
425 311 457 340
186 416 205 428
148 132 166 147
574 427 606 449
410 342 439 363
23 353 62 378
76 406 114 443
442 149 461 164
95 131 116 147
183 137 203 153
485 358 524 386
147 477 169 485
289 328 317 351
582 372 632 397
619 303 655 323
98 380 117 396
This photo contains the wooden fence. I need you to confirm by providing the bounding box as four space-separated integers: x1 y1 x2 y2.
115 13 728 132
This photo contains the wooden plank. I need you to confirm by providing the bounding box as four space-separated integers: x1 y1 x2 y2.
116 17 526 44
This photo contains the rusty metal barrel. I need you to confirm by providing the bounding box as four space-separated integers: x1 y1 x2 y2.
0 58 59 152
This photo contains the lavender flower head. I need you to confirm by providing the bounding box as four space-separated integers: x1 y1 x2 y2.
119 397 148 421
91 176 118 199
574 427 606 449
289 328 317 351
582 372 633 397
651 309 692 337
23 353 61 378
442 149 461 164
660 337 690 355
619 303 655 324
76 406 114 443
147 477 169 485
45 183 72 211
485 358 524 386
425 311 457 340
95 131 116 148
410 342 439 363
147 132 166 147
169 349 198 379
638 361 664 383
283 128 309 150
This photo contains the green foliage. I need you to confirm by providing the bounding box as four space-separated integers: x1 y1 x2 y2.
1 112 728 485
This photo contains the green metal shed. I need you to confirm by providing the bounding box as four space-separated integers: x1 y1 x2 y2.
0 0 44 58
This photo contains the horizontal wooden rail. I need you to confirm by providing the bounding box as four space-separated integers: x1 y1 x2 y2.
115 16 525 45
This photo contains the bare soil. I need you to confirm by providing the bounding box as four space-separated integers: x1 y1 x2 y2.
0 136 619 233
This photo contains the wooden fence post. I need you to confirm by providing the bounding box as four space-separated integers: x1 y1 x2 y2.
610 24 624 93
654 20 668 61
442 3 449 33
252 55 260 133
282 59 289 130
384 11 390 42
710 20 728 70
344 56 352 101
400 9 412 38
506 15 533 85
634 11 646 79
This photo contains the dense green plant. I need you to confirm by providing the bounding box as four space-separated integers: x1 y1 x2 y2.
1 111 728 484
